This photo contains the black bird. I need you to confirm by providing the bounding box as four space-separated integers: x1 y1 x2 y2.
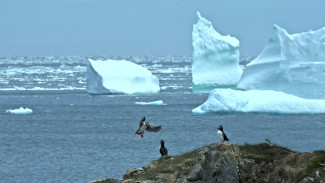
160 140 168 156
134 116 161 138
217 125 229 143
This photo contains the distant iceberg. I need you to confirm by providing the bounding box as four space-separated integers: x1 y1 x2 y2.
192 89 325 114
86 59 160 94
192 12 243 92
237 25 325 99
135 100 166 105
6 107 33 114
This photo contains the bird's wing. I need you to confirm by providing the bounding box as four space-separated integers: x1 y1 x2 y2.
146 125 161 132
223 133 229 141
160 147 168 156
139 116 146 127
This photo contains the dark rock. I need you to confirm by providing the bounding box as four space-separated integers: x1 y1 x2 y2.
156 173 171 180
300 177 314 183
187 162 202 181
176 175 187 183
200 143 240 183
90 178 121 183
268 174 277 183
122 168 144 179
240 158 257 180
142 180 160 183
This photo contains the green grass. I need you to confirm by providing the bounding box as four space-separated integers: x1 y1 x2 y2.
305 156 325 174
133 148 201 182
157 155 173 163
240 143 325 182
239 143 278 162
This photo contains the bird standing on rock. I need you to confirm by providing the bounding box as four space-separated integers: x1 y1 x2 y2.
134 116 161 138
160 140 168 156
217 125 229 143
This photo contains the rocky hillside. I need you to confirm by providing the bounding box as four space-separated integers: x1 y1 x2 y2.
91 141 325 183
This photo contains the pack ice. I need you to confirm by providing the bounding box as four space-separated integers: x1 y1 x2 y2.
86 59 160 94
192 89 325 114
237 25 325 99
192 12 242 92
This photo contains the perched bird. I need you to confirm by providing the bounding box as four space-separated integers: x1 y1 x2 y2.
135 116 161 138
217 125 229 143
159 140 168 156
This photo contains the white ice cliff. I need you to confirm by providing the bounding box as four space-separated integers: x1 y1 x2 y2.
192 12 243 92
237 25 325 99
86 59 160 94
192 89 325 114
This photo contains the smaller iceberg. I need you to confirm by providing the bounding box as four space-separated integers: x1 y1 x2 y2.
86 59 160 94
135 100 166 105
192 89 325 114
192 12 242 92
6 107 33 114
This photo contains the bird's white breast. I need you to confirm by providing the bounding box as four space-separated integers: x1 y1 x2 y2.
217 130 224 141
138 123 147 133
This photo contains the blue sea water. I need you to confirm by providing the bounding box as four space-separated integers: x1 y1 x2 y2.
0 56 324 182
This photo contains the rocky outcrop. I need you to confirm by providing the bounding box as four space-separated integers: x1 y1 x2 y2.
91 142 325 183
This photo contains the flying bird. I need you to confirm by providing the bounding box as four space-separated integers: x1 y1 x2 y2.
217 125 229 143
159 140 168 156
135 116 161 138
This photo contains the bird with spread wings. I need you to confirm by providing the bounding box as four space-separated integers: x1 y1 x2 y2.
135 116 161 138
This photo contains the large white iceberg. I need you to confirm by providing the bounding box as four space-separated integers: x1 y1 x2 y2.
192 12 243 92
86 59 160 94
192 89 325 114
237 25 325 99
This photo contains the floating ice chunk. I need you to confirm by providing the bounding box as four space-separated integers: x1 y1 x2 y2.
135 100 166 105
192 89 325 114
192 12 243 92
237 25 325 99
86 59 160 94
6 107 33 114
160 86 180 90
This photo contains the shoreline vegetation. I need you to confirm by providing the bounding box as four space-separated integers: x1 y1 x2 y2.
91 140 325 183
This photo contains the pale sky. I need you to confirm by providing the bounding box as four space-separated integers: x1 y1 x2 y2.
1 0 324 56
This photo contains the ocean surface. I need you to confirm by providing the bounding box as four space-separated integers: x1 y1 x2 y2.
0 56 324 182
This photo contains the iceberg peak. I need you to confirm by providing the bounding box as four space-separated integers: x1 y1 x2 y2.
272 24 283 31
197 11 202 19
271 24 290 38
194 11 213 32
192 12 242 92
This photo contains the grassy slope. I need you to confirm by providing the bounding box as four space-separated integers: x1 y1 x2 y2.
240 143 325 182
